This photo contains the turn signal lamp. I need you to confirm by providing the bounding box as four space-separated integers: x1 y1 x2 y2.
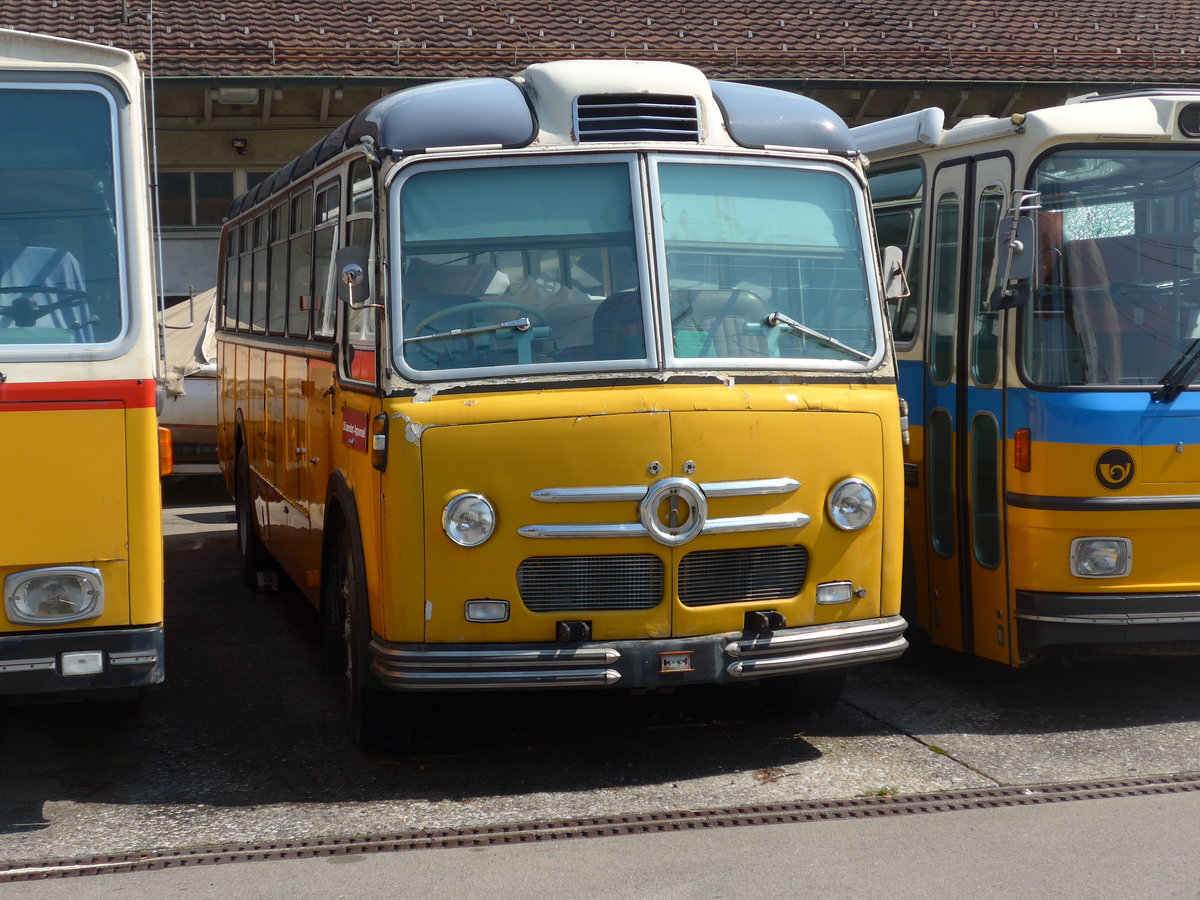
1014 428 1031 472
158 426 174 476
371 413 389 471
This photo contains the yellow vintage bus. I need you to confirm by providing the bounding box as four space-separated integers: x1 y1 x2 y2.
0 30 164 704
855 92 1200 665
217 60 908 746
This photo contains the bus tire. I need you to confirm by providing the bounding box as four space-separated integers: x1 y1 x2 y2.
331 524 412 750
235 444 272 590
758 668 847 717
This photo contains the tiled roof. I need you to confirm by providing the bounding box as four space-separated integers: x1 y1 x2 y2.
2 1 1199 84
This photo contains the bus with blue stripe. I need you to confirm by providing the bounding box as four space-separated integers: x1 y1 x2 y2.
854 93 1200 665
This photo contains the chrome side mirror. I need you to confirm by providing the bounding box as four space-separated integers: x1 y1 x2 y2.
991 190 1041 310
335 245 371 308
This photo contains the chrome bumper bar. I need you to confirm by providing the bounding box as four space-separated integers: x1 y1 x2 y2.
369 615 907 691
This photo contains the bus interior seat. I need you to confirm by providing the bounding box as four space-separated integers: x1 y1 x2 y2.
673 288 766 357
592 289 644 359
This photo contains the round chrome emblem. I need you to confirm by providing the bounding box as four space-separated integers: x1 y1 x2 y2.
638 477 707 546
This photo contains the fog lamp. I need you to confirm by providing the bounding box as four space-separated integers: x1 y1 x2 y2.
465 599 509 622
1070 538 1132 578
443 493 496 547
827 478 876 531
816 581 855 605
5 567 104 624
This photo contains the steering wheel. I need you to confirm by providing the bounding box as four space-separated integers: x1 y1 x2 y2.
0 284 91 327
410 300 547 337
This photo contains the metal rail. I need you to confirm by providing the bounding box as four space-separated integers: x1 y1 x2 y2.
4 773 1200 883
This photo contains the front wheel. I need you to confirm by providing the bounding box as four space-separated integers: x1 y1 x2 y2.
329 524 413 749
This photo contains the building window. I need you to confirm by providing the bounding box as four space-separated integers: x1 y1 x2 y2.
158 170 270 227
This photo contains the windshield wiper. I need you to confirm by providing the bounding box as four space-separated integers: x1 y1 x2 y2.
404 317 531 345
762 311 872 361
1152 337 1200 403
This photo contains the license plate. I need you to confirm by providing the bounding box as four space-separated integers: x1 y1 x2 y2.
660 651 694 673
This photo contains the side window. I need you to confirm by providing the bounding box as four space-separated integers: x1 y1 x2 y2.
267 202 288 336
345 159 377 381
288 190 313 338
928 194 960 384
236 221 253 331
928 408 955 558
312 181 341 340
868 161 925 346
250 213 268 333
222 227 239 330
970 412 1002 568
971 186 1005 386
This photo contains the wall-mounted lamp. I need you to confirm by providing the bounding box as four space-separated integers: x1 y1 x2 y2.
333 88 344 101
231 138 248 155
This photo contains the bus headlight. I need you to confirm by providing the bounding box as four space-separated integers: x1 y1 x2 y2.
443 493 497 547
5 567 105 624
1071 538 1131 578
827 478 876 531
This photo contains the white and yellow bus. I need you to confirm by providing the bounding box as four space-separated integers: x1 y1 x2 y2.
855 92 1200 665
0 30 164 703
218 60 908 746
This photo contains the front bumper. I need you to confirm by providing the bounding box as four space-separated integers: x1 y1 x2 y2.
369 615 907 691
0 626 163 697
1017 591 1200 651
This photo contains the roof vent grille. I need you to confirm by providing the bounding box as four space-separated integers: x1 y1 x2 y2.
574 93 700 143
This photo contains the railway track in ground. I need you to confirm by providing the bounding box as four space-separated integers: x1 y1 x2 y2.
4 772 1200 883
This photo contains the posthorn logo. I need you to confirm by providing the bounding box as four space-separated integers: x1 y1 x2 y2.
1095 448 1134 491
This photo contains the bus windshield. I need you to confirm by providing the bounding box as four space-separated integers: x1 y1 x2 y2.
393 155 877 377
0 85 123 348
1025 149 1200 388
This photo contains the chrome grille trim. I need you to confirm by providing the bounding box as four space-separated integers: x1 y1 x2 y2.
679 545 809 607
517 554 664 612
703 513 811 534
699 478 800 498
519 514 809 540
519 523 648 539
531 486 647 503
530 477 799 504
521 476 808 540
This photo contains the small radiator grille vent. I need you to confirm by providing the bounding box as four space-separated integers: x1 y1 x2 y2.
517 554 665 612
575 93 701 142
678 545 809 607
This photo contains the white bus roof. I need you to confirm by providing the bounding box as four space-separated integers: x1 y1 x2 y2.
852 89 1200 161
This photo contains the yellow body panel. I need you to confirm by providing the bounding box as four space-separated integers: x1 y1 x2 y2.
1009 439 1200 596
0 404 163 632
367 382 902 645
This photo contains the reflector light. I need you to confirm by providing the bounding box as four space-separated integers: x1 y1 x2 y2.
158 426 174 477
1014 428 1031 472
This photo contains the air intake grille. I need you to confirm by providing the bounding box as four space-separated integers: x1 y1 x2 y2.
678 545 809 607
517 554 664 612
575 93 700 142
